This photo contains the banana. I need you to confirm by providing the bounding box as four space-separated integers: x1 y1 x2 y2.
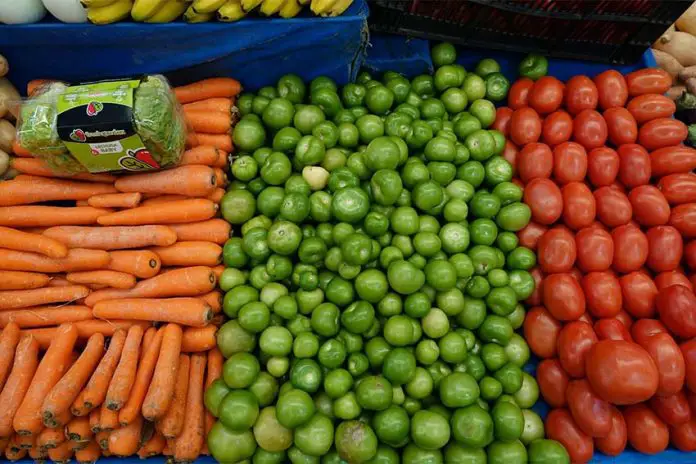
81 0 119 7
279 0 302 18
145 0 187 21
241 0 262 11
259 0 286 15
87 0 133 23
131 0 169 20
327 0 351 16
297 0 310 5
310 0 337 15
217 0 245 21
183 4 213 20
192 0 226 12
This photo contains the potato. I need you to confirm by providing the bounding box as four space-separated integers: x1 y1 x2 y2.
665 85 686 101
0 119 15 153
0 78 20 120
0 55 8 78
652 49 683 83
654 31 696 67
679 65 696 82
0 149 9 177
2 167 18 180
676 2 696 35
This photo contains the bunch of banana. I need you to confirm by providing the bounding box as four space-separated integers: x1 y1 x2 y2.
217 0 246 22
238 0 303 18
83 0 133 24
310 0 351 16
130 0 188 21
183 4 213 21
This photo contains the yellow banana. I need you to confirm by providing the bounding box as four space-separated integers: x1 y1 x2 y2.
81 0 119 7
310 0 337 15
184 4 213 20
241 0 262 11
327 0 351 16
217 0 245 21
131 0 169 20
279 0 302 17
145 0 187 21
259 0 286 15
88 0 133 23
192 0 226 12
297 0 310 5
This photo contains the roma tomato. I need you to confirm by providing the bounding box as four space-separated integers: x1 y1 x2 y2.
638 118 689 151
626 68 672 97
537 227 576 273
682 339 696 393
502 140 519 173
646 226 684 272
670 203 696 238
615 310 634 330
523 178 563 226
518 142 553 183
510 107 542 146
576 226 614 272
524 306 561 359
671 418 696 452
529 76 564 114
587 147 619 187
545 408 594 464
542 110 573 146
620 272 658 319
691 274 696 289
526 266 544 306
573 109 608 150
659 173 696 205
517 221 548 250
537 359 568 407
686 241 696 271
651 145 696 177
604 107 638 146
594 318 633 342
632 319 668 344
585 340 659 405
594 186 632 228
594 70 628 110
582 271 622 318
629 185 671 226
595 406 627 456
650 391 691 426
565 75 598 115
655 271 693 292
623 404 670 454
553 142 587 184
612 225 649 273
543 273 585 321
617 144 651 188
637 332 686 397
566 379 613 437
492 106 513 136
657 284 696 339
557 321 597 378
508 77 534 109
562 182 596 230
627 93 676 124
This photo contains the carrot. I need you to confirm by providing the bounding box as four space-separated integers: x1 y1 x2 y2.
151 241 223 267
97 199 218 226
108 415 141 456
47 439 73 462
140 194 188 206
5 435 27 460
0 436 7 454
211 265 224 280
172 352 205 461
0 306 93 329
41 333 105 428
98 403 118 432
0 271 50 291
103 325 143 411
115 165 217 197
88 409 100 434
213 167 227 187
24 320 149 351
206 348 223 388
182 326 217 353
66 271 136 291
75 200 89 206
142 324 182 421
0 336 39 437
43 225 177 251
183 98 233 114
137 430 165 458
15 431 34 448
207 187 225 203
180 146 223 167
106 250 160 279
66 416 92 443
36 427 64 449
49 408 72 430
69 438 89 451
169 219 230 245
26 79 56 96
14 324 78 436
117 328 164 427
0 323 21 392
87 192 141 209
0 226 68 259
85 266 216 307
11 158 115 183
0 248 110 274
0 206 110 227
0 285 90 310
75 439 100 464
174 78 242 104
158 354 189 438
139 327 157 363
0 178 117 206
213 149 228 168
93 298 213 327
186 110 231 134
187 133 233 152
29 444 48 460
95 431 109 451
163 439 173 456
10 140 31 158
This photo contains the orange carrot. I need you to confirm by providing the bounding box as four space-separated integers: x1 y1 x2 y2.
76 200 89 206
98 403 118 432
66 416 92 443
0 437 6 454
10 140 31 158
169 219 230 244
14 431 34 449
88 409 100 434
0 178 117 206
206 348 223 389
213 167 227 187
0 206 110 227
181 326 217 353
93 298 213 327
158 354 189 438
5 435 27 460
115 165 217 197
180 146 224 167
186 111 231 134
187 133 233 152
66 271 136 290
106 250 160 279
47 439 73 462
211 265 224 280
207 187 225 203
26 79 56 96
85 266 216 307
75 439 100 464
95 431 109 451
137 430 165 458
11 158 115 183
150 241 222 267
0 226 68 259
23 321 149 351
104 325 143 411
68 438 89 451
14 324 78 436
139 327 157 363
142 324 182 421
213 149 228 167
172 352 205 461
41 334 105 427
44 225 177 251
97 199 218 226
0 306 93 329
140 195 188 206
87 192 141 209
36 426 65 449
49 408 73 430
47 276 73 287
0 336 39 438
174 78 242 104
0 271 50 291
0 285 90 310
0 323 21 392
183 98 233 114
29 445 48 460
108 415 141 456
0 248 110 274
117 328 164 426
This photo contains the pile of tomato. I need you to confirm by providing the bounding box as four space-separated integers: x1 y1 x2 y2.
492 66 696 462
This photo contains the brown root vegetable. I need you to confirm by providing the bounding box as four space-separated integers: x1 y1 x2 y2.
676 2 696 35
0 55 8 78
654 31 696 66
686 78 696 96
0 120 15 153
666 85 687 101
679 65 696 82
652 49 683 82
0 79 19 120
0 150 9 178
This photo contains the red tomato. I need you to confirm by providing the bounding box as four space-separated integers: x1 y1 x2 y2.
595 318 633 342
624 404 670 454
528 76 565 114
650 391 691 426
526 266 544 306
603 107 638 146
595 406 627 456
659 173 696 205
508 77 534 109
510 107 542 146
617 143 651 188
632 319 668 344
626 68 672 97
686 241 696 271
518 142 553 183
573 109 608 150
492 106 513 136
628 185 671 227
582 271 622 318
670 203 696 238
570 266 585 284
537 359 568 407
671 418 696 451
566 379 613 437
542 110 573 147
637 332 686 397
517 221 548 251
565 75 598 115
620 271 658 319
638 118 689 151
552 142 587 184
627 93 676 124
691 273 696 289
523 178 563 226
594 70 629 110
501 140 519 173
585 340 659 405
545 408 594 463
575 227 613 272
615 310 634 330
657 284 696 339
651 145 696 177
543 273 585 321
523 306 561 359
537 228 576 273
586 147 619 187
646 225 684 272
682 339 696 393
593 186 632 228
612 224 649 273
655 271 693 292
558 321 597 378
562 182 596 230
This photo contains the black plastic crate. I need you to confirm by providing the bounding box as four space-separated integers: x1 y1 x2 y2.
368 0 691 64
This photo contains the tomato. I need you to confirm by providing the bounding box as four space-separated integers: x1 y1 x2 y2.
638 332 686 397
650 391 691 426
670 203 696 238
691 274 696 289
655 271 693 292
627 93 676 124
646 225 683 272
492 106 513 136
617 143 651 188
623 404 670 454
631 319 668 344
523 178 563 226
565 75 598 115
542 110 573 147
612 225 649 273
558 321 597 378
595 318 633 342
578 311 594 326
593 186 632 228
573 109 608 150
594 70 628 110
639 118 689 151
517 221 548 250
682 339 696 393
657 284 696 339
586 340 659 405
671 418 696 451
686 241 696 271
626 68 672 97
526 266 544 306
566 379 613 437
536 359 568 407
543 273 585 323
628 185 671 227
582 271 622 318
523 306 561 359
603 107 638 146
518 142 553 183
528 76 564 114
562 182 596 230
595 406 627 456
545 408 594 463
575 227 613 272
651 145 696 177
508 77 534 109
587 147 619 187
552 142 587 184
537 228 576 273
510 107 542 146
659 172 696 205
620 271 658 319
501 140 519 174
615 310 634 330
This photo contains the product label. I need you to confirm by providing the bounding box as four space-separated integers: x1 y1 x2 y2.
56 79 160 173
